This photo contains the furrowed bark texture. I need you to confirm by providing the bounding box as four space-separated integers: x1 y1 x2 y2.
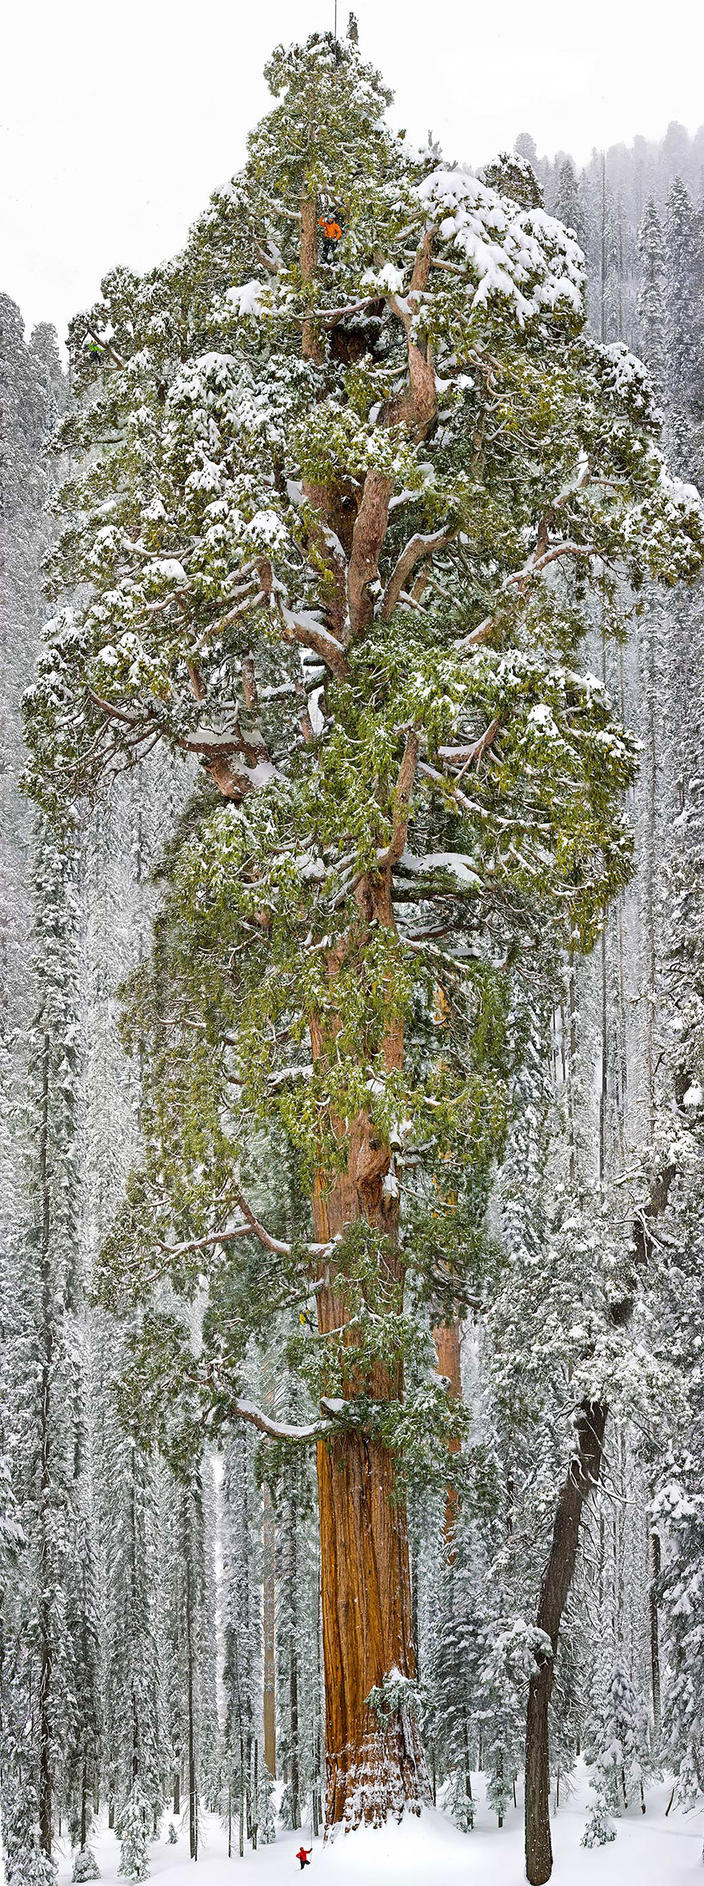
312 1135 427 1828
310 866 428 1829
524 1400 607 1885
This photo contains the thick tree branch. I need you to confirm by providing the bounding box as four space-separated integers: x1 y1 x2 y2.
347 470 394 636
376 730 421 867
232 1399 328 1443
380 526 456 621
437 718 501 774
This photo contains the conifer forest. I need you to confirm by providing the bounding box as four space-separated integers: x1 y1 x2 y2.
4 25 704 1886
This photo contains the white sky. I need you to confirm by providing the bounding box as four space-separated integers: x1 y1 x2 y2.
2 0 703 344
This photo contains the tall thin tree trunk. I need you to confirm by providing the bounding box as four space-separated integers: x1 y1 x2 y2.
185 1555 197 1860
262 1485 276 1779
525 1401 608 1886
38 1030 53 1858
649 1525 662 1739
433 1321 462 1548
252 1741 259 1852
289 1494 300 1833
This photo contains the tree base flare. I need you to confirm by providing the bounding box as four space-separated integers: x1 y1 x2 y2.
325 1721 430 1831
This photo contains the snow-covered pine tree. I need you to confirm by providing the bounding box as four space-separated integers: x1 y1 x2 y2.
637 202 667 401
664 178 704 478
98 1390 167 1859
24 28 704 1833
552 160 585 245
584 1660 649 1816
274 1424 321 1836
2 828 84 1863
421 1512 487 1826
222 1427 260 1856
163 1473 207 1859
117 1784 151 1883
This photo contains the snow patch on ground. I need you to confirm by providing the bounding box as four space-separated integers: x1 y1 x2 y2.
48 1778 704 1886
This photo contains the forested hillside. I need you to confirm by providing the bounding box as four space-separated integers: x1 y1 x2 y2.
2 35 704 1886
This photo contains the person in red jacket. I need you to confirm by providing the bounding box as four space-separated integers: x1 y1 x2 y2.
296 1846 312 1870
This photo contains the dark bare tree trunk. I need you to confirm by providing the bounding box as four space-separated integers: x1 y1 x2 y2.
185 1557 197 1860
525 1400 608 1885
288 1497 300 1832
649 1525 662 1738
38 1031 53 1858
262 1484 276 1778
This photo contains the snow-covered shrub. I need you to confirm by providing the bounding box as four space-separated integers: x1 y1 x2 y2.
73 1850 100 1882
582 1798 616 1846
444 1768 475 1832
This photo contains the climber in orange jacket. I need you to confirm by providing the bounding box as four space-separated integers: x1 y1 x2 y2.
318 213 342 262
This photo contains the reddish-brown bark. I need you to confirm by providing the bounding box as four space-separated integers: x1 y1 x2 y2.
312 1120 427 1826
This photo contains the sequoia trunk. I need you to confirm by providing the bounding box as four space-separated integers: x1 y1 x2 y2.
312 1110 428 1828
317 1425 426 1826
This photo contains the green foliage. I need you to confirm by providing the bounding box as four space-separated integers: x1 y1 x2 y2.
24 28 704 1481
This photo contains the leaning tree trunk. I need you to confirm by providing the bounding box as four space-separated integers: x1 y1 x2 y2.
525 1400 607 1886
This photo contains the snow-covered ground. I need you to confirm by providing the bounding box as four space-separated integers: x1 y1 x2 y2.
52 1777 704 1886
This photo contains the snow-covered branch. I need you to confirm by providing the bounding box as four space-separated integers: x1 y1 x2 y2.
158 1190 333 1264
380 525 456 622
232 1399 328 1443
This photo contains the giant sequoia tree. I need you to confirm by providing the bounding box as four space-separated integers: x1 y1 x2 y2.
24 30 704 1830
